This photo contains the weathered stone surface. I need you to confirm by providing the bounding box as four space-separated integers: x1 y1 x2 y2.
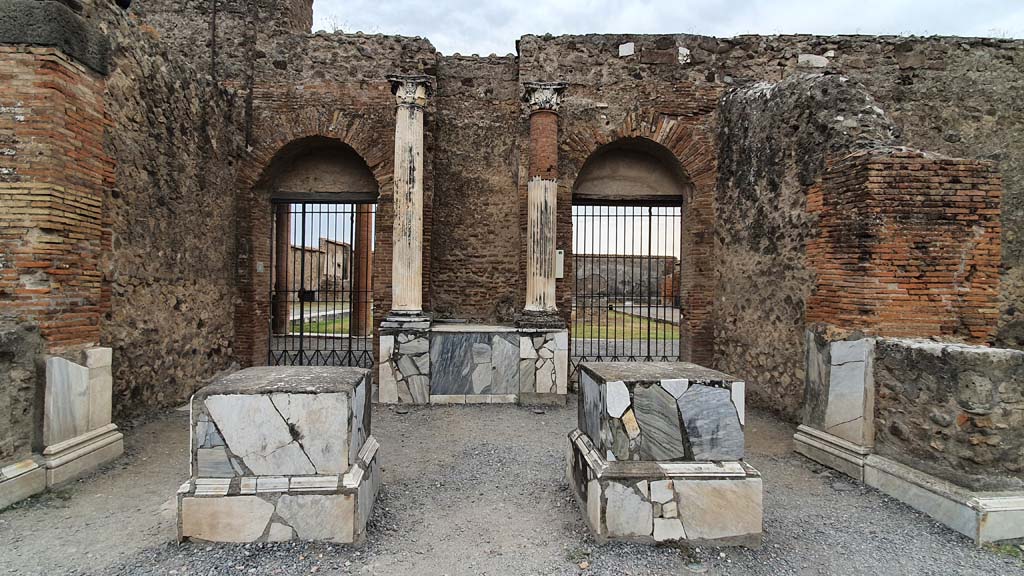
633 384 687 461
606 381 631 418
276 494 355 544
270 393 350 474
604 481 652 537
197 447 235 478
0 323 43 466
653 517 686 541
43 356 91 446
678 385 744 461
675 478 762 542
204 395 315 476
181 496 274 543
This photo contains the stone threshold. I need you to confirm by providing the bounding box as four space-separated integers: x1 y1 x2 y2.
794 426 1024 544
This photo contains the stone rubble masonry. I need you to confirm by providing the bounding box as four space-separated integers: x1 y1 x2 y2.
0 323 43 465
179 366 379 543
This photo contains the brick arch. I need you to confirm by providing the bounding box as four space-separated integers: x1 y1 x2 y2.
233 116 398 367
560 112 717 365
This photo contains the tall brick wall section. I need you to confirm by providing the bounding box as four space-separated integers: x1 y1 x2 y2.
715 73 898 417
0 47 112 354
430 56 521 321
807 149 1002 339
0 45 111 454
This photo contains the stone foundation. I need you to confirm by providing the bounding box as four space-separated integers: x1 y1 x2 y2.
177 366 379 544
568 430 762 546
795 329 1024 543
380 322 568 405
0 458 45 510
570 361 761 546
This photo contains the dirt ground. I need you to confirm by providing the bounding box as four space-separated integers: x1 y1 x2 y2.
1 399 1022 576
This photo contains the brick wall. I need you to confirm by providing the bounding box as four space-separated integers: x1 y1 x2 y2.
807 149 1002 340
0 47 112 354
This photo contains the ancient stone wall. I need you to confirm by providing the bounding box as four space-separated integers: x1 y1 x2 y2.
574 255 677 300
231 32 437 365
430 55 521 322
0 323 43 464
79 2 249 417
716 73 897 416
873 339 1024 491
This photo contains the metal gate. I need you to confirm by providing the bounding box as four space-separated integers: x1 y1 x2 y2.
571 203 681 372
269 201 375 367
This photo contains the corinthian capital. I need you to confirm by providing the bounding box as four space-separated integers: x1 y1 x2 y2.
387 74 433 108
523 81 568 113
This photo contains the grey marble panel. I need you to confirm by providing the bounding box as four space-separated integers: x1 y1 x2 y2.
581 372 605 448
633 384 687 461
678 384 744 461
491 334 520 395
429 333 490 395
802 329 831 428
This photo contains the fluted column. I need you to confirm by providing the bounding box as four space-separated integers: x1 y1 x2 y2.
523 82 567 318
386 75 432 315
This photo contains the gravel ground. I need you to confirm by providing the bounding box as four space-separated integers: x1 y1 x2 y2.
1 398 1022 575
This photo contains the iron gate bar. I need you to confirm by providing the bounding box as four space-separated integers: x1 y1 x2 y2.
268 200 376 368
571 202 681 375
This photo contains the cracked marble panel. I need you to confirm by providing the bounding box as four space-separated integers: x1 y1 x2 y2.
270 393 349 474
633 384 687 461
491 334 519 395
204 395 315 476
677 384 744 461
604 481 652 537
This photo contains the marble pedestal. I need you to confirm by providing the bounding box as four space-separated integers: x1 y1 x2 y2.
379 314 432 404
41 348 123 487
0 458 45 510
570 362 760 547
177 367 379 544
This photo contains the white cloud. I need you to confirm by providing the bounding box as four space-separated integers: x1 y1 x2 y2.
312 0 1024 55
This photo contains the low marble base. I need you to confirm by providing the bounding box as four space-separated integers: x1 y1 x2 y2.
863 455 1024 545
178 436 381 544
793 425 869 481
0 458 46 510
42 424 124 487
567 429 762 547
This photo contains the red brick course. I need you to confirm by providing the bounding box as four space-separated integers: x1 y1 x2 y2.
807 149 1002 342
0 47 112 354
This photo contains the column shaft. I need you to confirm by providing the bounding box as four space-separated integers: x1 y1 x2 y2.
272 203 291 334
352 204 374 336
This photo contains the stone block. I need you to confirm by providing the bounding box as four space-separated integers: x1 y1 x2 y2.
567 430 762 547
179 367 379 544
0 459 45 510
44 432 124 487
579 362 745 462
192 367 369 478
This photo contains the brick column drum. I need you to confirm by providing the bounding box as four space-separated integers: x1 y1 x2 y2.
522 82 567 323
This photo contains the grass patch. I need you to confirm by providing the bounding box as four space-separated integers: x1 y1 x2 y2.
572 310 679 340
985 543 1024 560
291 312 372 335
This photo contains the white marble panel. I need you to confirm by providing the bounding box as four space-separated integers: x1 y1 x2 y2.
44 356 91 445
271 393 349 474
604 481 653 537
205 395 314 476
181 496 273 542
276 494 355 544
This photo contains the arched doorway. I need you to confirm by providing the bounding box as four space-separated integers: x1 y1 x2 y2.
257 137 380 367
570 138 693 372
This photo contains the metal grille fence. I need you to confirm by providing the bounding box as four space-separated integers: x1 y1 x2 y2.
571 203 682 373
268 201 375 367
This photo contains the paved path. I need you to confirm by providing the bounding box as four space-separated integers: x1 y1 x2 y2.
1 402 1021 575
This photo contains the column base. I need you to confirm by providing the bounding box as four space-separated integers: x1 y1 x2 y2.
515 310 565 330
379 314 432 404
793 425 870 482
567 429 763 548
0 457 46 510
42 423 124 487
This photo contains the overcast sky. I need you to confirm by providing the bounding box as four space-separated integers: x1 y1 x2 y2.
312 0 1024 56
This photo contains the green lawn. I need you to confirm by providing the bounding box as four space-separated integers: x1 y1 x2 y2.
572 310 679 340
